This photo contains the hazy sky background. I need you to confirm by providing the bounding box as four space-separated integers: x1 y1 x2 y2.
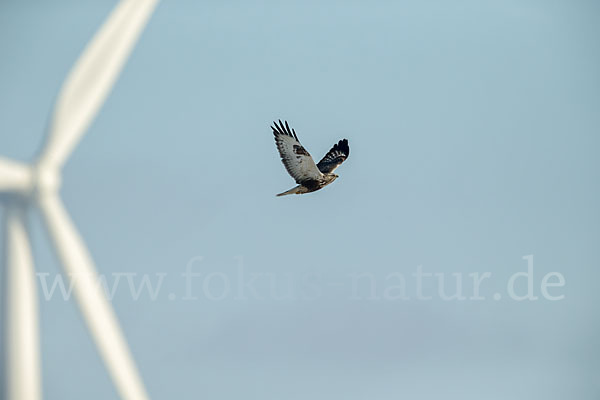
1 1 599 399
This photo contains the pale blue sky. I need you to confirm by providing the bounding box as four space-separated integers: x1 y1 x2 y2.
1 1 599 399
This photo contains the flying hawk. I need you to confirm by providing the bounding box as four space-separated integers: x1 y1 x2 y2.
272 120 349 196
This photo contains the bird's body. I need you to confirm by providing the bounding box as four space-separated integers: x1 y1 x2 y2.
272 120 349 196
275 174 338 196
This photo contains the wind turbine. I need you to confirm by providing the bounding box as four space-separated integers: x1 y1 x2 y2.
0 1 159 399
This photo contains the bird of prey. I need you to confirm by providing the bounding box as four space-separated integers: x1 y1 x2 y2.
272 120 350 196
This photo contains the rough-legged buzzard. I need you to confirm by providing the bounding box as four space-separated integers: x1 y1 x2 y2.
272 120 349 196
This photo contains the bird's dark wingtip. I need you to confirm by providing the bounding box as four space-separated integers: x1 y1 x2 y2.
272 121 286 136
338 139 349 155
271 119 298 140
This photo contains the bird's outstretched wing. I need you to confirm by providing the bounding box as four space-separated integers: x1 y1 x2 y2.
317 139 349 173
272 120 323 184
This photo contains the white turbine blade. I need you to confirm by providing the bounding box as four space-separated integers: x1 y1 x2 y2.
37 0 159 169
3 205 41 400
37 194 149 400
0 158 32 192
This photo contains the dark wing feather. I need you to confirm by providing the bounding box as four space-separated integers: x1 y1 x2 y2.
317 139 349 173
272 120 323 184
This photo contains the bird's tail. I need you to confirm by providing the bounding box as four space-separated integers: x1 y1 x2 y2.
276 185 305 197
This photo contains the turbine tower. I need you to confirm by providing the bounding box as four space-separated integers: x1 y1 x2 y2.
0 1 159 399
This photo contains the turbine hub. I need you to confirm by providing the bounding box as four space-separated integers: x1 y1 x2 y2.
32 164 61 196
